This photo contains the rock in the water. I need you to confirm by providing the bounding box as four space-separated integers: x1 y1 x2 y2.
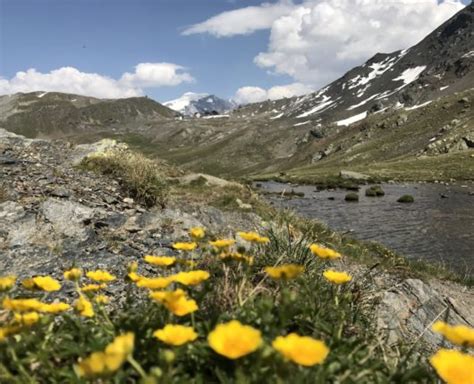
340 170 371 181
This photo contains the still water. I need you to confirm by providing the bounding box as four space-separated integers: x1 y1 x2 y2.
256 181 474 275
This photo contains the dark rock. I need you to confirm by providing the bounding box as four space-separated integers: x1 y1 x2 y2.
345 192 359 202
397 195 415 203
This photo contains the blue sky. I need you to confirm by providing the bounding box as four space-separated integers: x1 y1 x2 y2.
0 0 470 103
0 0 291 101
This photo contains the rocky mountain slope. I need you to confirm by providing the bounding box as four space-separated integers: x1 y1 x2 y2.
165 92 235 117
234 2 474 125
0 91 179 138
0 4 472 182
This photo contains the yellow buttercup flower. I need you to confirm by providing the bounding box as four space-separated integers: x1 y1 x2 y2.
430 349 474 384
309 244 342 260
189 227 205 240
144 255 176 267
219 252 254 265
172 270 210 286
136 276 173 290
127 261 138 273
149 289 198 316
237 231 270 244
14 312 40 326
172 242 197 251
432 321 474 347
3 297 43 312
209 239 235 249
95 295 110 304
75 333 134 378
323 270 352 284
86 270 116 282
0 325 21 342
75 295 94 318
22 276 61 292
39 302 70 314
0 276 16 291
154 324 198 346
264 264 304 280
127 272 142 283
272 333 329 366
208 320 262 359
64 268 82 281
81 283 107 292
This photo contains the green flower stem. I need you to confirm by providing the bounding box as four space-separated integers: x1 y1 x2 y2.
128 355 147 379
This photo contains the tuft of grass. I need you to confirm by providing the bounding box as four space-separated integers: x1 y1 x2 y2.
81 151 169 208
0 185 7 203
397 195 415 203
365 185 385 197
345 192 359 202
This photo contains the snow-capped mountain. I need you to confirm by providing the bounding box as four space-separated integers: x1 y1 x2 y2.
234 2 474 126
164 92 235 117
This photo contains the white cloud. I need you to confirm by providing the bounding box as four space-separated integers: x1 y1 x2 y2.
182 0 295 37
120 63 194 88
233 82 312 104
187 0 465 88
0 63 194 99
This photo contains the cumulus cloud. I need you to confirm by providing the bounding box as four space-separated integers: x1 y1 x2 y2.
233 82 313 105
182 0 295 37
188 0 465 87
0 63 194 99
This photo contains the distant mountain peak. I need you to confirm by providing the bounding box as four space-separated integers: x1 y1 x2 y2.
164 93 235 117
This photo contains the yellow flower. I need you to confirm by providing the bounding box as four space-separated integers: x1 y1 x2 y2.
0 325 21 342
323 270 352 284
432 321 474 347
237 231 270 244
219 252 254 265
209 239 235 249
127 272 142 283
272 333 329 366
75 333 134 378
154 324 198 346
172 270 210 286
208 320 262 359
127 261 138 273
189 227 205 240
39 302 70 314
86 270 116 282
264 264 304 280
0 276 16 291
430 349 474 384
75 295 94 318
149 289 198 316
95 295 110 304
64 268 82 281
136 276 173 290
81 283 107 292
2 297 43 312
22 276 61 292
105 333 135 357
144 255 176 267
309 244 342 260
172 242 197 251
14 312 40 326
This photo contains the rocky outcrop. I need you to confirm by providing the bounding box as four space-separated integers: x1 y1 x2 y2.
375 278 474 349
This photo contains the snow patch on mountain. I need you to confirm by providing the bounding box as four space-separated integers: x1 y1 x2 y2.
336 111 368 126
392 66 427 85
165 92 235 117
